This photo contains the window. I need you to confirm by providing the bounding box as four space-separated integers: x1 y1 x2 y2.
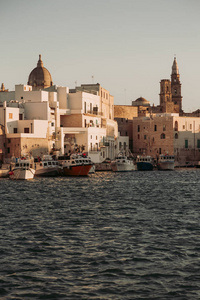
7 147 10 154
197 140 200 148
14 128 18 133
163 125 166 131
9 113 13 119
24 128 29 133
175 121 178 131
154 125 157 131
183 125 185 130
175 133 178 139
19 114 23 120
138 134 140 140
51 122 54 126
138 125 140 132
8 139 11 144
185 140 188 149
160 133 165 139
144 135 147 140
190 124 192 130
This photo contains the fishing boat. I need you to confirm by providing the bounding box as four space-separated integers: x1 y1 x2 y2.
58 153 93 176
157 154 175 170
111 153 135 172
136 155 154 171
0 164 10 178
9 158 35 180
34 155 60 177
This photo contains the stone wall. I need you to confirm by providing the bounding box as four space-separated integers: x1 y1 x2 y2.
60 114 82 127
114 105 138 119
132 116 174 157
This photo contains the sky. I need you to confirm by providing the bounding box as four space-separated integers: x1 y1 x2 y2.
1 0 200 112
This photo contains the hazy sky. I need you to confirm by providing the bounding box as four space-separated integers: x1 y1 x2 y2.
1 0 200 112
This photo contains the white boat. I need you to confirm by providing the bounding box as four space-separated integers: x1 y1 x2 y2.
34 155 60 177
111 153 136 172
9 158 35 180
136 155 154 171
157 154 175 170
0 164 10 178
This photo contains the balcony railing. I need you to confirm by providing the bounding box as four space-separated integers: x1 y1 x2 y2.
85 110 103 116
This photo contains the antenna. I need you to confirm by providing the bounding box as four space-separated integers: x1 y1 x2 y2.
75 80 77 87
91 75 94 84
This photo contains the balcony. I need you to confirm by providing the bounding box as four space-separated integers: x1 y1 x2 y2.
85 110 103 116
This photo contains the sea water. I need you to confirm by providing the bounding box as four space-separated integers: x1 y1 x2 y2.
0 169 200 299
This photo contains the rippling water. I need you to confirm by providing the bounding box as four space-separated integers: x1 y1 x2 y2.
0 169 200 299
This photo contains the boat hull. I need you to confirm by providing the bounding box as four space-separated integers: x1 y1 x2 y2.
137 162 153 171
157 161 174 170
10 168 35 180
35 167 59 177
111 162 135 172
0 169 9 178
62 164 92 176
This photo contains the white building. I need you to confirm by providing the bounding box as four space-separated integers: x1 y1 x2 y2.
0 55 120 163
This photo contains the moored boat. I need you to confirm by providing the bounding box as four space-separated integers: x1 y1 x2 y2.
157 154 175 170
111 153 135 172
58 153 93 176
136 155 154 171
0 164 10 178
34 155 60 177
9 158 35 180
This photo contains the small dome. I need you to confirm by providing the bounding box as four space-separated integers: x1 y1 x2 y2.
132 97 150 106
27 55 53 90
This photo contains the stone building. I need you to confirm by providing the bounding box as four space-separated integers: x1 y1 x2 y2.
114 105 138 152
114 58 183 152
132 113 200 166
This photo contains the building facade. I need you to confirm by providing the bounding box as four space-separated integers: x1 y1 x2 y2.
132 113 200 166
0 56 120 163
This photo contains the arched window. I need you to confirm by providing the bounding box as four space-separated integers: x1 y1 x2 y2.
160 133 165 139
175 121 178 131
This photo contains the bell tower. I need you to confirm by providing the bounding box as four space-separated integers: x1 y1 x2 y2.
159 79 173 113
171 57 182 113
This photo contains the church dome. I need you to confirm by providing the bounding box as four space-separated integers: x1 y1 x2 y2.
27 55 53 90
132 97 150 107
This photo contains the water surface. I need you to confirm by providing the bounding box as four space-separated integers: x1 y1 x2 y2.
0 169 200 299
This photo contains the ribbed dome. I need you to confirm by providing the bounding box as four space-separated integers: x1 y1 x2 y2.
27 55 53 90
132 97 150 106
